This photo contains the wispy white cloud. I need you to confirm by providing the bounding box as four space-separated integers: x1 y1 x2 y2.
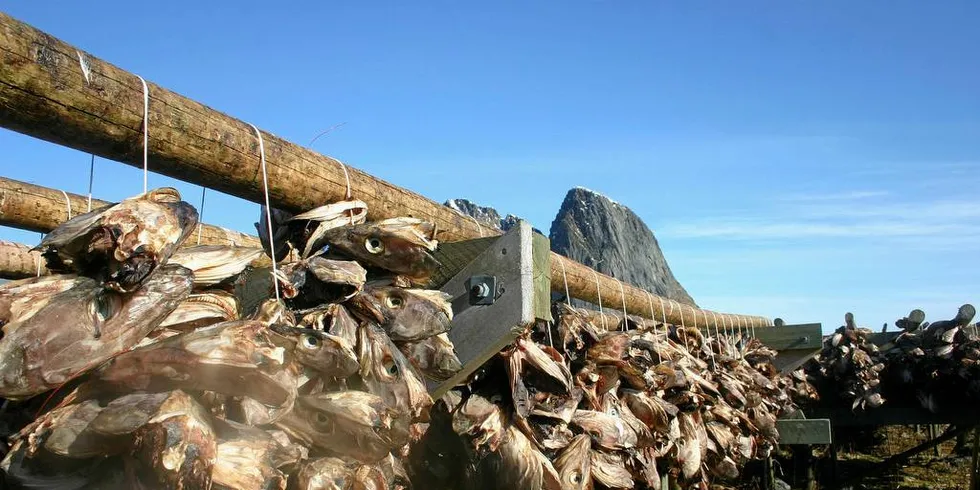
780 190 889 202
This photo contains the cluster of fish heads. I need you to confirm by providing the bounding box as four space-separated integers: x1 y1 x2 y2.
882 304 979 413
804 312 886 412
408 302 804 489
0 191 461 490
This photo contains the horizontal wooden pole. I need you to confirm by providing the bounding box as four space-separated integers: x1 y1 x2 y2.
0 12 768 329
0 176 261 249
0 240 45 279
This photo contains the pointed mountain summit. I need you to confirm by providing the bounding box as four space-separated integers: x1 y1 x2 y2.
549 187 696 307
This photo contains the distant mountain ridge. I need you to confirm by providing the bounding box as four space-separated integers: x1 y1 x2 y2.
443 188 697 307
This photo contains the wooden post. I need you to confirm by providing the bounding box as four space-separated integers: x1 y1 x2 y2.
0 176 260 248
0 241 46 279
0 12 769 330
971 427 980 490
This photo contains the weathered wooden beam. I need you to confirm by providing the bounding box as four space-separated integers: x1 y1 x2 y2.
0 176 261 249
0 240 45 279
0 12 769 329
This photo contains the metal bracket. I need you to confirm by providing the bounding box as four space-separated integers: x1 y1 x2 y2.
428 222 548 398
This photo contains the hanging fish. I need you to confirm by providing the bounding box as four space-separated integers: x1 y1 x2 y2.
169 244 265 288
358 322 433 421
348 286 452 342
397 333 462 382
0 264 193 400
35 187 198 292
318 218 441 283
275 390 406 464
270 324 360 379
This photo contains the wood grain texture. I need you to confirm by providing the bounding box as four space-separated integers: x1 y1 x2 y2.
0 12 768 328
0 240 45 279
0 176 261 249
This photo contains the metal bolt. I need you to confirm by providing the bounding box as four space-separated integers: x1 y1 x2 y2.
471 283 490 299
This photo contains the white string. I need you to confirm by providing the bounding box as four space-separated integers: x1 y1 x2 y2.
34 251 41 277
645 292 662 364
197 187 206 245
467 214 485 237
59 190 72 220
591 269 605 330
249 123 280 302
659 296 667 327
558 257 571 304
617 280 627 331
337 160 352 200
136 75 149 194
87 155 95 212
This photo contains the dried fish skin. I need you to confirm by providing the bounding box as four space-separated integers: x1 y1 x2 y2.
318 218 441 283
275 390 403 464
397 333 462 382
129 389 216 490
589 449 634 489
35 187 198 292
83 320 293 408
473 426 560 490
554 434 593 490
0 273 84 323
587 333 631 364
160 290 239 331
349 286 452 342
288 200 370 259
295 457 353 490
8 399 107 460
276 257 367 307
270 324 359 378
169 245 264 287
452 394 506 459
570 410 637 451
358 322 433 421
211 421 305 490
0 264 193 400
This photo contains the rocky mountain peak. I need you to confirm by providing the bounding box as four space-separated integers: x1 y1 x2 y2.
549 187 697 307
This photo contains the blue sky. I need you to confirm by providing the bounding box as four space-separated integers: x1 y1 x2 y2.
1 2 977 333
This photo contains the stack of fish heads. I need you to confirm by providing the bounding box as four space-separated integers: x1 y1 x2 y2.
803 312 885 411
1 194 466 489
409 305 801 489
881 304 979 413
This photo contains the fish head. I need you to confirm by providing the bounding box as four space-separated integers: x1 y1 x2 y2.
296 457 353 490
102 188 199 292
290 391 402 462
269 324 359 378
0 265 192 399
358 322 433 421
452 394 505 455
554 434 593 490
320 218 441 281
398 333 462 382
352 286 452 342
587 333 631 364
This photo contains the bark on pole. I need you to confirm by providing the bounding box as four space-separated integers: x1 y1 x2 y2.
0 12 769 329
0 240 45 279
0 176 262 249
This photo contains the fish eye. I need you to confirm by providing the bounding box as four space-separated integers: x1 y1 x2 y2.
365 237 385 254
570 471 583 484
385 295 404 309
302 334 321 349
383 357 398 376
93 291 118 322
490 394 503 404
609 408 618 416
314 412 329 425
